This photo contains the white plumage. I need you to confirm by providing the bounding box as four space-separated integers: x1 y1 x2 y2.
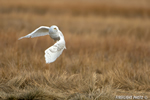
19 25 66 63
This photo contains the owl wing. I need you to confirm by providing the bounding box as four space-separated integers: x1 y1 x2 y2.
18 26 50 40
44 40 65 63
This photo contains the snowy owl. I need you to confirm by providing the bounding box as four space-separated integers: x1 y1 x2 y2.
19 25 66 63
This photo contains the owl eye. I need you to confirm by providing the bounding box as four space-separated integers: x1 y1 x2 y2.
54 28 57 30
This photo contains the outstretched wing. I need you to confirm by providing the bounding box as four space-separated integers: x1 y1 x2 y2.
18 26 49 40
44 41 65 63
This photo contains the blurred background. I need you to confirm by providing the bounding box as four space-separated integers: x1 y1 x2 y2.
1 0 150 68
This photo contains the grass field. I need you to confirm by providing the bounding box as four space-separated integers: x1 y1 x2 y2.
0 0 150 99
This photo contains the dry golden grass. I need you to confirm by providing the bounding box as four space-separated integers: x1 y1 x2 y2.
0 0 150 100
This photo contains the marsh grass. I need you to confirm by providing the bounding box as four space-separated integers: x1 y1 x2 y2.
0 0 150 100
